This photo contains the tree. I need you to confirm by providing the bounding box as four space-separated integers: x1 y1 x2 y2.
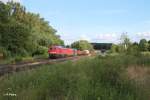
120 32 131 51
0 1 10 23
127 44 140 56
139 39 148 51
148 40 150 51
0 22 30 56
71 40 93 51
0 1 64 57
110 44 118 53
133 42 139 46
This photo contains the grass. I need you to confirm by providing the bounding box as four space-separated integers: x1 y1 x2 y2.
0 54 149 100
0 54 48 64
141 51 150 56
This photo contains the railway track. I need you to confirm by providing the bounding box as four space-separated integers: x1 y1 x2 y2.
0 56 87 76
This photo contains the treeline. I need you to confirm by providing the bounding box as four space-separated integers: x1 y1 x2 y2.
71 40 93 51
0 1 64 58
110 33 150 55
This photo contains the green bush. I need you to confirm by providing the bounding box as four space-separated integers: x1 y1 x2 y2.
14 56 23 62
0 47 11 58
126 45 141 56
22 56 34 62
141 52 150 56
18 49 29 57
33 46 48 56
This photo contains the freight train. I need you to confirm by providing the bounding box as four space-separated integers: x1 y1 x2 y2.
48 46 90 58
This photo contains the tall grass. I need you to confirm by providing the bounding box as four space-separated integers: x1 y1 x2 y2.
0 55 149 100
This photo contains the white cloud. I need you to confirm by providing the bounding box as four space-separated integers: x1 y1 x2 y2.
60 32 120 45
92 33 119 43
59 31 150 45
136 32 150 39
0 0 21 3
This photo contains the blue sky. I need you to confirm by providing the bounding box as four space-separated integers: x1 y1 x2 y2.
2 0 150 44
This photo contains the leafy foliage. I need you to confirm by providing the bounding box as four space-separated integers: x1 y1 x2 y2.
120 32 131 51
71 40 93 50
0 1 64 57
110 33 150 54
110 44 119 53
0 22 30 56
139 39 149 51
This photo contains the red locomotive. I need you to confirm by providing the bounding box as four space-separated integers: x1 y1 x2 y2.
48 46 77 58
48 46 90 58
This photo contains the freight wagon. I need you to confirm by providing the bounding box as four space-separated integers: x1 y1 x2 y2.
48 46 90 58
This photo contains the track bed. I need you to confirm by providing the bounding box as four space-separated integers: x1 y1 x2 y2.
0 56 87 76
